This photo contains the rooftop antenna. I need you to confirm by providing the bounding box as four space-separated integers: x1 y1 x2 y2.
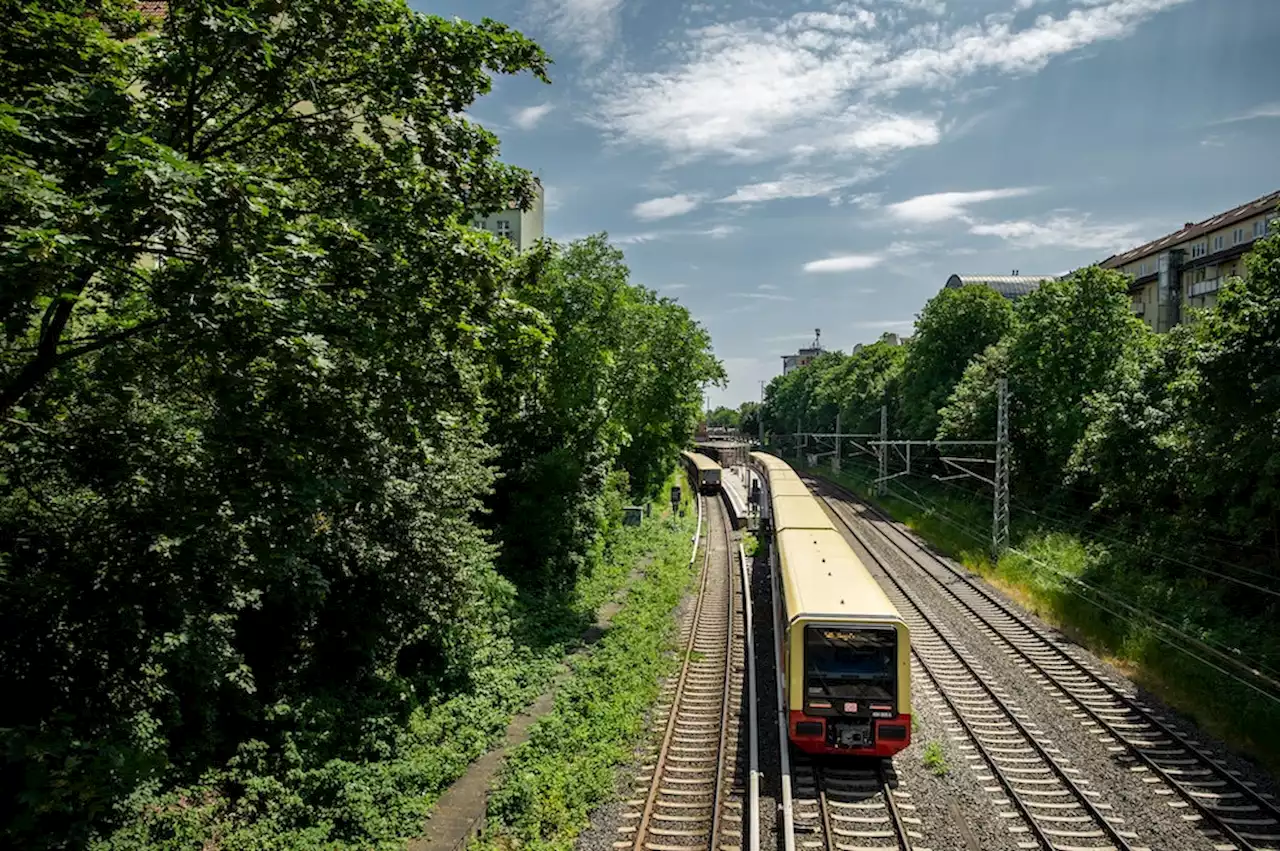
812 327 822 349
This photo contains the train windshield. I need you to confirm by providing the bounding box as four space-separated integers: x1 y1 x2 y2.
804 626 895 702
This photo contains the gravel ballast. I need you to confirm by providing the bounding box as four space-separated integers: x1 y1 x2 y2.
818 479 1280 851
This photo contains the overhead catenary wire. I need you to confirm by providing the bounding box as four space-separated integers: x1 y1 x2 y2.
819 455 1280 695
871 476 1280 703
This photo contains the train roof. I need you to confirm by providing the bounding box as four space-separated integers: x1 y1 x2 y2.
777 528 900 621
750 451 793 472
681 450 720 472
772 494 837 533
765 474 812 497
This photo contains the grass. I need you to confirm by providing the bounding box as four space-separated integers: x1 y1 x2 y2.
798 459 1280 778
96 477 695 851
743 532 760 558
922 741 949 776
471 480 699 851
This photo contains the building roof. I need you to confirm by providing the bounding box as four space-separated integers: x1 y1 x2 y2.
137 1 168 17
1101 189 1280 269
944 274 1055 299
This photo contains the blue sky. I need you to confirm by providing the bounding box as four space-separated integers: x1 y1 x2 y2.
416 0 1280 408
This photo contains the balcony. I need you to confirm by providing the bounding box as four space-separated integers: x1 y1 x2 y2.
1188 277 1222 298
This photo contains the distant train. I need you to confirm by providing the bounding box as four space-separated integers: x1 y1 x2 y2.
681 450 722 495
750 451 912 757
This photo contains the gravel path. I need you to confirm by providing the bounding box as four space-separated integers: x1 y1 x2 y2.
817 480 1280 851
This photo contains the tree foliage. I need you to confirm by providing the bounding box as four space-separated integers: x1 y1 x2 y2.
940 267 1152 485
707 405 741 429
1075 230 1280 550
898 285 1015 439
0 4 721 847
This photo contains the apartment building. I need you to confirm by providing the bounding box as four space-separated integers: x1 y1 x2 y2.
1101 190 1280 332
471 177 545 251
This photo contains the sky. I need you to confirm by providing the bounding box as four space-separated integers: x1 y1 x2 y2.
416 0 1280 408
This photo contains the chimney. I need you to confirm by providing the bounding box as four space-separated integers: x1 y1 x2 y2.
1012 269 1019 276
1184 222 1194 229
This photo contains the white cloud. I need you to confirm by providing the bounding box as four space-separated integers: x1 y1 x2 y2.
613 231 662 244
593 0 1186 161
803 254 884 273
818 115 941 156
887 187 1035 223
1211 102 1280 125
718 172 875 204
732 291 795 301
662 283 690 291
533 0 624 63
633 193 703 221
611 223 738 244
512 103 554 130
968 215 1141 251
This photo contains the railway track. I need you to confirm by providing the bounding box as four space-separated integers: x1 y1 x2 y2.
804 484 1141 851
622 496 746 851
815 479 1280 851
792 758 918 851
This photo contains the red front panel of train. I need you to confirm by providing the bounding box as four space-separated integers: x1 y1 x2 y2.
788 710 911 757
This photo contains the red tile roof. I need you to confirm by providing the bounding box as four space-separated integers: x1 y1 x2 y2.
137 1 168 18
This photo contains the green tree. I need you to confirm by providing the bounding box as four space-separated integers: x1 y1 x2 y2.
1075 223 1280 550
939 267 1152 486
762 350 846 439
737 400 760 439
0 2 550 845
899 285 1015 438
819 336 906 434
707 405 741 429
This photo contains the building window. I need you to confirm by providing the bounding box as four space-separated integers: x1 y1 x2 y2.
495 220 513 241
1194 268 1207 283
1256 220 1268 239
1213 235 1224 252
1190 241 1207 259
1234 227 1245 245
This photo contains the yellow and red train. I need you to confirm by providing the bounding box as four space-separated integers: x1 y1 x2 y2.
681 449 722 495
750 451 912 757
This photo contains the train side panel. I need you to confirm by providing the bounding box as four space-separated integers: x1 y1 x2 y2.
753 450 912 757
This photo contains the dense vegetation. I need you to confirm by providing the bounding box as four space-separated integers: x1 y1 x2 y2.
0 2 722 848
764 243 1280 767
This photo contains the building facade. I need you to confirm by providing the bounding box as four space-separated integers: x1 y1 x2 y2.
472 177 545 251
782 330 825 375
1100 191 1280 332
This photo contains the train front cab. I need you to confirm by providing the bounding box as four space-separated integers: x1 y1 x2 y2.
776 526 912 758
785 613 911 757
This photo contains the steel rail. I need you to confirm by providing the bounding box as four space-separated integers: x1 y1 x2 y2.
820 477 1280 851
709 499 735 851
820 495 1139 851
632 494 738 851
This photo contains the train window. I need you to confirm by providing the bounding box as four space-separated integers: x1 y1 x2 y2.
803 626 896 707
